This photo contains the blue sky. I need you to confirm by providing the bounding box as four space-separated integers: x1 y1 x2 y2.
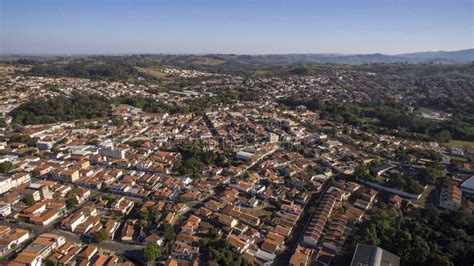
1 0 472 55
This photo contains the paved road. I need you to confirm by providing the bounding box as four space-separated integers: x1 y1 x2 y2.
274 180 332 266
55 229 143 252
413 185 438 207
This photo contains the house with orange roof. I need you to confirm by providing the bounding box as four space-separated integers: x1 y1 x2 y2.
163 212 176 224
217 214 238 228
33 164 53 177
289 245 312 266
111 197 134 216
230 181 254 193
273 225 291 237
195 207 213 218
172 242 199 261
8 251 42 266
181 215 201 233
176 232 200 246
154 187 178 200
226 234 249 253
77 245 98 261
30 208 61 226
144 234 164 246
239 212 261 227
0 227 30 255
205 199 225 212
92 255 109 266
21 233 65 259
105 255 120 266
23 202 47 216
104 219 121 239
51 168 80 183
121 220 136 243
11 172 31 187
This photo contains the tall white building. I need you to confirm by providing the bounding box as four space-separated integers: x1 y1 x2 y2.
99 147 127 159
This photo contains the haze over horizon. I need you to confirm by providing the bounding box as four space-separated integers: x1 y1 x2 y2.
1 0 473 55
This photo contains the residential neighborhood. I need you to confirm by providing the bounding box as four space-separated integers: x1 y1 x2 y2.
0 51 473 266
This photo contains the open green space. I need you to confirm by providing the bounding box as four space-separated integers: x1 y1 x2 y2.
448 139 474 149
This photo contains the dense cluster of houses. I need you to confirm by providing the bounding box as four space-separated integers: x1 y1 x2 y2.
0 64 472 265
7 233 133 266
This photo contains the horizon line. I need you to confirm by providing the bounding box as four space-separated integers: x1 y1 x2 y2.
1 48 473 58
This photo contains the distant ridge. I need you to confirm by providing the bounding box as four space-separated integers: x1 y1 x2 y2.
397 49 474 63
1 49 473 64
253 49 474 64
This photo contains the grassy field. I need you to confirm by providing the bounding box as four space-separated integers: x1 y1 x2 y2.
374 175 387 184
136 67 167 79
448 140 474 149
359 116 379 124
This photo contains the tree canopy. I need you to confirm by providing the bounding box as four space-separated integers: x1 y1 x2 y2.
173 142 218 176
143 243 161 262
200 234 249 266
339 206 474 266
279 97 474 141
65 197 79 210
11 93 111 125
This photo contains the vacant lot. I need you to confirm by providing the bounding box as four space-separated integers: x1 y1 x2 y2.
448 139 474 149
136 66 167 78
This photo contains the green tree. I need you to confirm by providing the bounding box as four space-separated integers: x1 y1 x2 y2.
428 254 454 266
43 259 59 266
341 205 474 265
200 236 249 266
11 93 111 125
65 197 79 209
435 130 452 142
418 167 442 185
22 195 35 207
405 179 424 194
92 230 109 243
143 243 161 262
0 162 14 173
388 173 405 188
354 165 371 179
162 223 175 240
112 117 125 127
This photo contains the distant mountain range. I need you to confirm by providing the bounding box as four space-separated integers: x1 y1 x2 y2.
2 49 473 65
253 49 474 64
